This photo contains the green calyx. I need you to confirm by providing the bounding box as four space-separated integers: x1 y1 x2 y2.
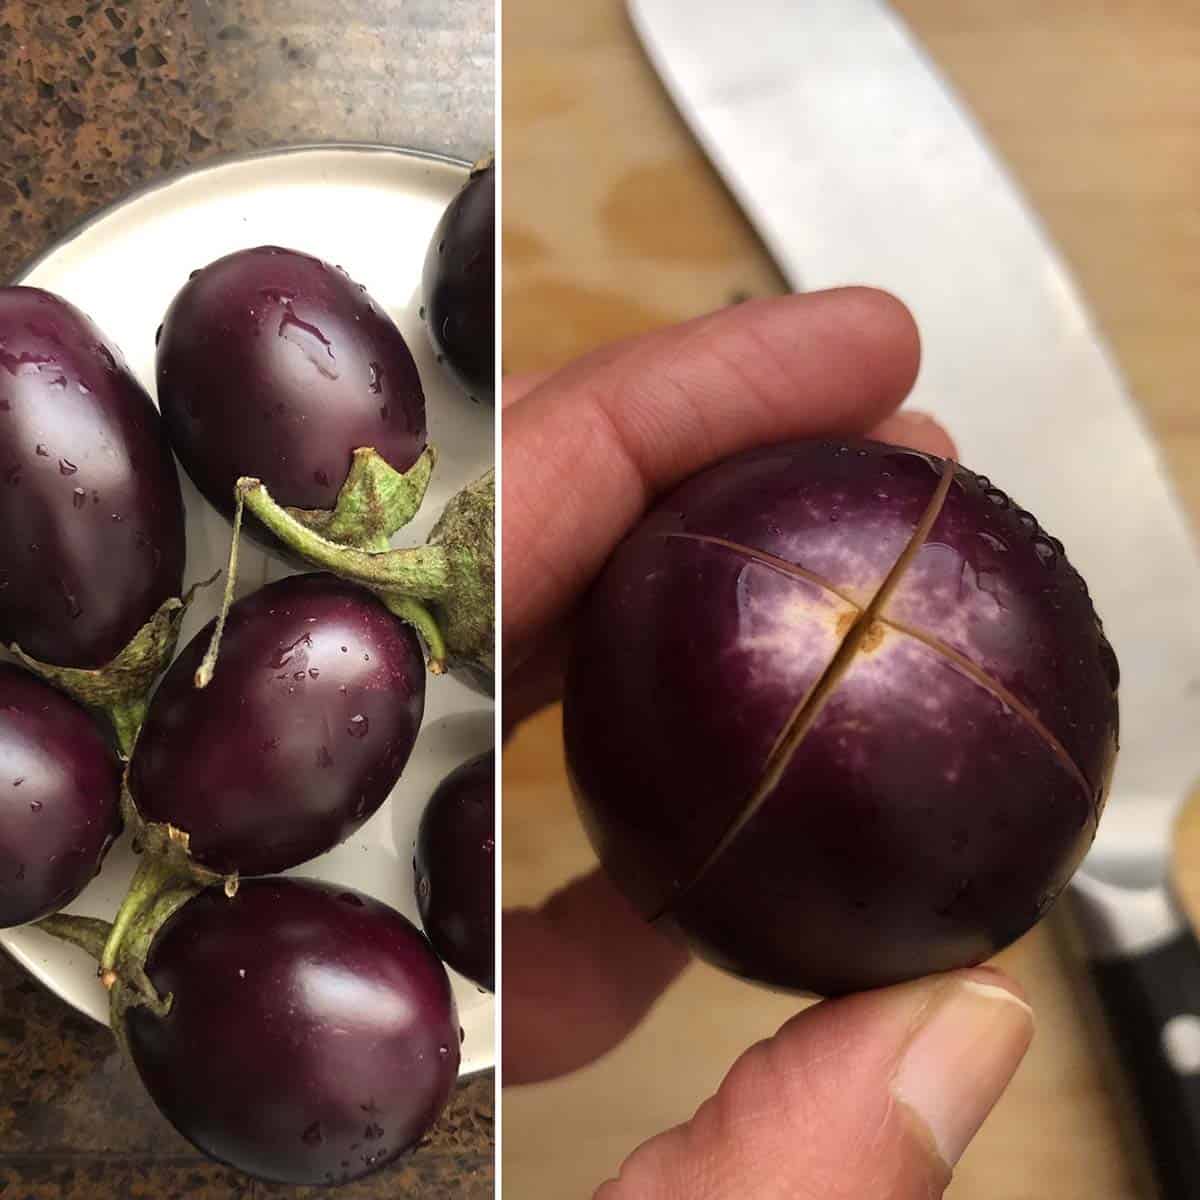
284 445 436 553
423 469 496 675
222 448 494 676
36 767 235 1049
12 576 215 757
34 851 211 1054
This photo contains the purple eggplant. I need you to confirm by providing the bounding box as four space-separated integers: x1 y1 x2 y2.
0 664 121 927
157 246 427 522
0 288 187 749
128 574 425 878
423 157 495 405
121 878 459 1186
415 750 495 991
564 438 1120 996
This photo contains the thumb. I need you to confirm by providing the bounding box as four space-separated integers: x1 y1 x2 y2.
595 967 1034 1200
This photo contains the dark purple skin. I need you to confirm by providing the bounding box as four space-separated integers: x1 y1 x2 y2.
156 246 427 520
422 161 495 404
565 438 1120 996
128 574 425 877
0 664 121 927
415 750 495 991
126 878 460 1186
0 287 186 667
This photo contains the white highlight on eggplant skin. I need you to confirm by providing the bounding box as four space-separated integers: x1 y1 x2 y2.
732 564 858 693
766 522 907 609
886 543 1017 662
834 629 970 741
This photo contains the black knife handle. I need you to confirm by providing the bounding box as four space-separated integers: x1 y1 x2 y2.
1092 931 1200 1199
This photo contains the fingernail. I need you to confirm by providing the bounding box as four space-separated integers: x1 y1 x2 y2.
891 973 1034 1167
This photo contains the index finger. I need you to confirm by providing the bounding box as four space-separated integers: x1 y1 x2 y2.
502 288 923 665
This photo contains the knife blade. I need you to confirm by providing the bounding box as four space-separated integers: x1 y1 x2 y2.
630 0 1200 1190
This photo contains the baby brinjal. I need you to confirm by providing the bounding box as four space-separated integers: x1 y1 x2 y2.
128 574 425 878
0 288 187 749
121 879 460 1185
0 664 121 927
156 245 428 527
415 750 495 991
565 438 1120 996
423 156 495 405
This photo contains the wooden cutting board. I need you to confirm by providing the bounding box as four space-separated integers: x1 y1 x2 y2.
502 2 1200 1195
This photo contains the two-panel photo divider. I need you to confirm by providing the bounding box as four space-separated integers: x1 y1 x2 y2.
2 3 1199 1199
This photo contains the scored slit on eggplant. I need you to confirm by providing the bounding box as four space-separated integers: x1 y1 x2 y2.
651 456 1095 925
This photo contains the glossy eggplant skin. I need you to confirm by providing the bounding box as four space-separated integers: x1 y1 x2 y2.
126 879 460 1186
422 162 494 404
565 439 1120 996
0 664 121 927
415 750 495 991
156 246 427 518
0 287 185 668
129 574 425 877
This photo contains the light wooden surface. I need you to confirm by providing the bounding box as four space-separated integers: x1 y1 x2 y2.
502 2 1200 1195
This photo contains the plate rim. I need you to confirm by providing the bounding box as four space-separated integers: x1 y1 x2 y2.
2 139 495 1079
10 140 473 285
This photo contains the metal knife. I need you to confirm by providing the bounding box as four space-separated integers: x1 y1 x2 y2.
629 0 1200 1190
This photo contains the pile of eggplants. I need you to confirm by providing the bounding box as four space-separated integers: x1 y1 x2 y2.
1 160 495 1188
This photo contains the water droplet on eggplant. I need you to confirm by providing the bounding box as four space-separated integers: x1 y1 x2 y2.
1032 536 1058 567
277 308 339 380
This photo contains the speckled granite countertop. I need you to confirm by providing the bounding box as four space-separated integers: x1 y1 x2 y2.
0 3 494 1196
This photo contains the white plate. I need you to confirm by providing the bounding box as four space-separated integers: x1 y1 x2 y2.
0 145 496 1076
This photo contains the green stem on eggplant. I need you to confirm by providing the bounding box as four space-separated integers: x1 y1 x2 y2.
34 913 113 962
195 488 246 690
241 479 453 597
12 573 217 757
286 445 437 551
382 596 448 674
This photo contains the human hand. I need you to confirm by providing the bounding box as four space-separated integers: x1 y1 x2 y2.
503 289 1034 1197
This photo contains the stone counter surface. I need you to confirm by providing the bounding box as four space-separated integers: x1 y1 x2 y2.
0 2 494 1196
